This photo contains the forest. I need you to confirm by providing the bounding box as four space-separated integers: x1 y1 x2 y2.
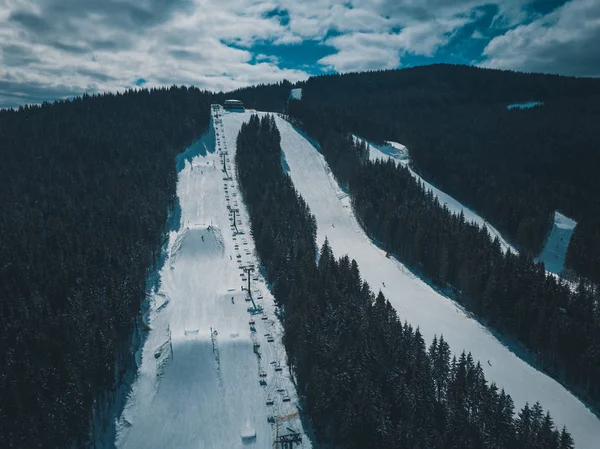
287 100 600 414
2 64 598 447
235 114 574 449
288 65 600 283
0 87 212 448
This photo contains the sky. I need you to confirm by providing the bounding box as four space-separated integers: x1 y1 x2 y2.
1 0 599 108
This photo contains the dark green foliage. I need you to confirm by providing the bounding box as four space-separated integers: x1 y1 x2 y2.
235 114 570 448
0 87 212 448
221 79 294 113
289 70 600 412
289 64 600 280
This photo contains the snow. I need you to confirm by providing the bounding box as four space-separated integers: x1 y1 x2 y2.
290 88 302 100
279 119 600 448
535 211 577 275
356 135 517 254
116 106 310 449
507 101 543 110
240 423 257 439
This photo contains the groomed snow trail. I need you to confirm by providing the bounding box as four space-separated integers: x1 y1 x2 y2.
281 119 599 448
356 135 517 254
535 211 577 275
116 107 309 449
362 137 579 277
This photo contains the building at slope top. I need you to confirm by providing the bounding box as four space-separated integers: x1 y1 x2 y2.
224 99 244 111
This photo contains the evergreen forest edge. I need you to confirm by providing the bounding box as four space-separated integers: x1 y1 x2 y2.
287 83 600 414
2 64 599 447
235 114 574 449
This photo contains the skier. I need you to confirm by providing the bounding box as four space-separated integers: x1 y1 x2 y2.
231 296 235 304
487 360 492 367
382 282 386 288
201 235 204 242
332 223 335 228
230 255 232 260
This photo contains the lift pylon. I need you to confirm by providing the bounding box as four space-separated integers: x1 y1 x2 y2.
273 412 301 449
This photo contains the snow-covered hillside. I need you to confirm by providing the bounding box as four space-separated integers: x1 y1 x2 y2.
507 101 543 110
535 211 577 274
280 120 599 448
116 107 309 449
290 88 302 100
360 136 578 276
357 135 517 254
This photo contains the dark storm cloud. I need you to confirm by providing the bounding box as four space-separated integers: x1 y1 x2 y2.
49 41 89 54
0 79 81 109
76 69 118 83
482 0 600 77
168 49 200 61
8 11 53 34
1 44 40 66
2 0 600 109
38 0 192 27
9 0 195 43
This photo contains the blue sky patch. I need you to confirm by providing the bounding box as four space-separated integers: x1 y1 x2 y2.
248 40 338 73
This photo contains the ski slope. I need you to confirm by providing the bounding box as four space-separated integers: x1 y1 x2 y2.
278 119 599 448
359 138 579 277
116 106 309 449
535 211 577 274
507 101 543 110
290 88 302 100
357 136 517 254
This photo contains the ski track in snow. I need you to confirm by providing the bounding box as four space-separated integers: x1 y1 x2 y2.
116 106 310 449
354 135 517 254
276 119 599 448
359 136 581 279
535 211 577 275
290 88 302 100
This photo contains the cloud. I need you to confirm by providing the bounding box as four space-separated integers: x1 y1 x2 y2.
319 16 470 72
1 0 598 108
480 0 600 77
0 0 310 107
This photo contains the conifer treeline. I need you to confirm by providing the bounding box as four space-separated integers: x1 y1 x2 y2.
235 114 573 448
0 87 212 447
288 65 600 282
287 103 600 414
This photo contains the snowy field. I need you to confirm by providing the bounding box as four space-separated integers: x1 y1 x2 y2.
535 211 577 274
290 88 302 100
360 136 577 277
279 120 599 448
507 101 544 110
356 136 517 253
116 106 309 449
